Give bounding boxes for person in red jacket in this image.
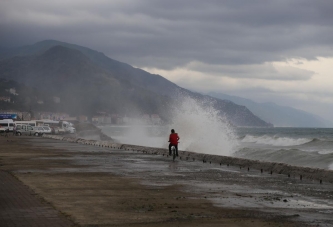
[168,129,180,156]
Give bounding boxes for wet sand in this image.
[1,135,332,226]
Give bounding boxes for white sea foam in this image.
[241,135,311,146]
[318,150,333,155]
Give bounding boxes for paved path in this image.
[0,170,73,227]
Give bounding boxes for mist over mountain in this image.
[0,40,272,127]
[0,40,177,97]
[0,78,61,115]
[208,92,332,127]
[0,45,170,119]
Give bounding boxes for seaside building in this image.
[0,111,31,120]
[92,116,99,124]
[77,115,88,122]
[0,96,11,102]
[37,112,69,121]
[123,116,136,124]
[111,114,123,124]
[9,88,18,95]
[4,88,18,96]
[98,117,104,123]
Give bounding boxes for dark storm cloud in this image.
[1,0,333,70]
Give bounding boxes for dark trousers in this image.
[169,144,178,156]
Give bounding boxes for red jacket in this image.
[169,133,179,145]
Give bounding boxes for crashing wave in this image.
[241,135,312,146]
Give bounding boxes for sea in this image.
[99,125,333,171]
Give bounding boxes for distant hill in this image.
[0,45,171,119]
[0,40,177,96]
[208,92,332,127]
[0,40,272,127]
[0,78,58,114]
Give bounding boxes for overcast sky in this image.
[1,0,333,122]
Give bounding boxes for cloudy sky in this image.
[1,0,333,121]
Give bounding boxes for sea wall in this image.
[42,134,333,183]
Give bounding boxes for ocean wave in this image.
[234,147,333,170]
[297,138,333,154]
[241,135,312,146]
[302,138,323,145]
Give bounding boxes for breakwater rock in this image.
[74,122,114,141]
[42,134,333,183]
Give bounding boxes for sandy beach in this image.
[1,135,332,226]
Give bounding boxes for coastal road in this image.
[1,136,333,226]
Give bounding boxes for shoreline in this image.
[45,134,333,183]
[1,135,332,226]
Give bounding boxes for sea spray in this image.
[242,135,312,146]
[108,96,238,155]
[102,124,333,170]
[170,96,237,156]
[113,122,167,148]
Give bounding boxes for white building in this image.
[0,97,10,102]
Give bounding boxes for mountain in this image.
[0,40,272,127]
[0,78,58,114]
[0,45,171,119]
[208,92,332,127]
[0,40,177,96]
